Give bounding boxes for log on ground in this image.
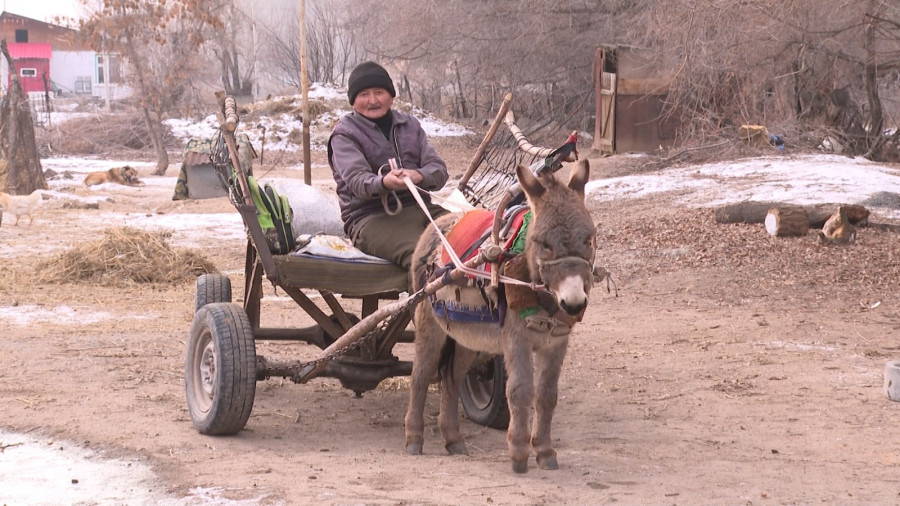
[765,206,809,237]
[716,201,869,228]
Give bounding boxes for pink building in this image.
[6,42,51,94]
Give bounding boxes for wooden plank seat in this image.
[272,253,408,296]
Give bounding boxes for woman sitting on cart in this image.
[327,61,450,270]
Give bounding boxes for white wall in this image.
[49,51,94,95]
[50,50,132,99]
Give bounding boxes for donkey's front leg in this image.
[531,338,569,470]
[405,305,447,455]
[504,332,535,473]
[440,344,477,455]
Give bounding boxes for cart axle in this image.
[257,355,413,395]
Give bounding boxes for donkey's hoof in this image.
[511,459,529,474]
[536,453,559,470]
[445,442,468,455]
[406,443,423,455]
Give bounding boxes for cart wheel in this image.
[195,274,232,313]
[185,303,256,435]
[460,354,510,429]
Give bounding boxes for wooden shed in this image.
[592,45,678,154]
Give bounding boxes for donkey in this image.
[405,159,596,473]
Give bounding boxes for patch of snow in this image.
[0,430,273,505]
[162,83,471,153]
[586,154,900,218]
[0,304,157,326]
[42,158,158,175]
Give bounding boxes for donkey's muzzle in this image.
[559,298,587,316]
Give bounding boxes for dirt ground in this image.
[1,140,899,505]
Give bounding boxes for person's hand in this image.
[382,168,422,190]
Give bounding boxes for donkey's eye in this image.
[539,240,553,253]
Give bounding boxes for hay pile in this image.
[36,227,216,286]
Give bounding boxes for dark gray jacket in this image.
[327,109,449,238]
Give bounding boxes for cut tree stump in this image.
[765,206,809,237]
[818,206,856,244]
[806,204,868,228]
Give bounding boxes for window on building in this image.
[20,68,37,77]
[96,55,123,85]
[15,29,27,43]
[75,76,91,94]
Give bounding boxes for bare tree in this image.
[344,0,641,137]
[79,0,222,175]
[210,0,256,97]
[632,0,900,158]
[256,0,359,91]
[0,39,45,194]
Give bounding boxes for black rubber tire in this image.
[185,303,256,435]
[460,354,510,429]
[194,274,232,314]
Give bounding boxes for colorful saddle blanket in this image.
[440,207,531,270]
[432,207,531,323]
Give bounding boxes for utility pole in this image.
[249,0,258,101]
[298,0,311,185]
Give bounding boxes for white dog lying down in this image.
[0,190,43,226]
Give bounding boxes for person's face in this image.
[353,87,393,120]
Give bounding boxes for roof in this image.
[7,42,52,60]
[0,11,77,32]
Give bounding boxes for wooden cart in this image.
[183,95,531,436]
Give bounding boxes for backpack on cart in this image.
[247,176,295,254]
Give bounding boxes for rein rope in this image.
[379,159,403,216]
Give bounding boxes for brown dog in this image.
[83,166,145,187]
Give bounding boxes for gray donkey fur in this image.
[405,159,596,473]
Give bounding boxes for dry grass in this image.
[34,227,216,286]
[38,111,178,157]
[243,97,329,123]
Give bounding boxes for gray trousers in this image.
[353,201,449,270]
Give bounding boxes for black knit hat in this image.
[347,61,396,105]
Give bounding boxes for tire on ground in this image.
[194,273,232,314]
[185,302,256,435]
[460,354,510,429]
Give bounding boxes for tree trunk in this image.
[864,7,883,146]
[0,39,46,194]
[765,206,809,237]
[123,33,168,175]
[143,105,169,175]
[453,60,469,118]
[716,201,869,228]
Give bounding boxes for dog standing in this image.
[0,190,44,226]
[83,165,145,187]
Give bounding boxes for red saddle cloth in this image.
[441,209,494,266]
[440,208,529,270]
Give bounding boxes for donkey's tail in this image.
[437,338,457,384]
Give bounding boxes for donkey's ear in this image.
[567,159,589,197]
[516,164,546,201]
